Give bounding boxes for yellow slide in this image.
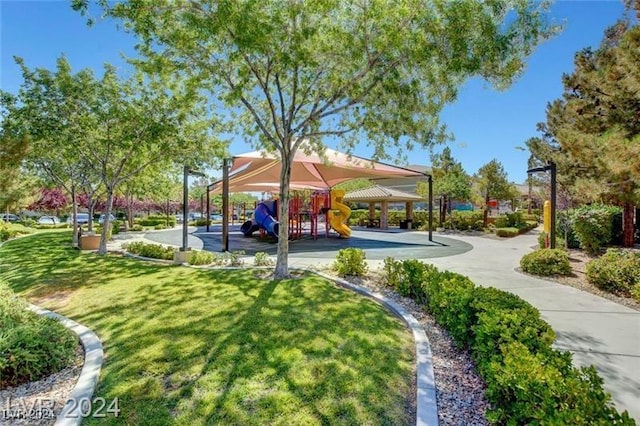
[329,189,351,238]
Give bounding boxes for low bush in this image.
[520,249,572,276]
[496,227,520,238]
[571,204,622,255]
[124,241,174,260]
[0,282,76,387]
[520,213,539,223]
[131,224,144,232]
[154,224,167,230]
[188,250,215,266]
[138,215,176,227]
[333,248,368,277]
[382,258,432,304]
[193,219,211,226]
[111,220,122,235]
[0,222,34,241]
[226,250,246,267]
[447,210,484,231]
[379,257,632,424]
[586,249,640,293]
[495,216,509,228]
[254,252,274,266]
[537,231,566,249]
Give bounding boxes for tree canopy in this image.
[3,56,225,251]
[474,159,517,226]
[428,147,471,222]
[532,15,640,246]
[75,0,556,277]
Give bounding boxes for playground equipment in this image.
[241,200,279,238]
[328,189,351,238]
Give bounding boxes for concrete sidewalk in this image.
[142,226,640,420]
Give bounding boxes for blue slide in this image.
[240,200,279,238]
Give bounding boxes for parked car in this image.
[67,213,91,225]
[175,214,184,224]
[98,213,116,224]
[1,213,20,222]
[210,214,223,221]
[37,215,60,225]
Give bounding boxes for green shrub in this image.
[484,342,633,425]
[0,282,76,387]
[111,220,122,235]
[194,219,211,226]
[131,224,144,232]
[506,211,523,227]
[254,252,274,266]
[379,256,632,424]
[537,231,565,249]
[154,224,167,230]
[520,249,572,276]
[188,250,215,265]
[520,213,539,223]
[496,227,520,237]
[558,210,580,249]
[382,259,432,304]
[586,249,640,293]
[226,250,245,267]
[0,222,34,241]
[138,215,176,227]
[448,210,484,231]
[495,216,509,228]
[424,270,476,347]
[471,287,555,375]
[333,248,368,277]
[571,204,622,255]
[124,241,174,260]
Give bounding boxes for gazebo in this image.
[344,185,425,230]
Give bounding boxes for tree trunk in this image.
[98,190,114,255]
[87,199,96,234]
[440,195,447,224]
[71,186,79,248]
[483,193,490,227]
[274,154,292,279]
[622,202,635,248]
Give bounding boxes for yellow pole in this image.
[543,200,551,247]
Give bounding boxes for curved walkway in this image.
[142,226,640,420]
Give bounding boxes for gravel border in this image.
[28,305,104,426]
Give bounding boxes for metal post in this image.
[550,161,557,249]
[206,186,210,232]
[181,165,189,251]
[428,174,433,242]
[200,194,204,218]
[222,158,230,252]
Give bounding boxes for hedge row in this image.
[0,281,77,387]
[381,258,634,424]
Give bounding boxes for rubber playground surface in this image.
[191,224,473,260]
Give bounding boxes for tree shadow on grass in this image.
[0,232,174,297]
[76,269,414,424]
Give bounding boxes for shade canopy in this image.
[344,185,425,202]
[211,146,423,194]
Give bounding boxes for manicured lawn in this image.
[0,233,414,425]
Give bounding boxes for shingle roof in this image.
[344,185,425,202]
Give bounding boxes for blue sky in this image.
[0,0,629,183]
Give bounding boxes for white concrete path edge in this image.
[28,305,104,426]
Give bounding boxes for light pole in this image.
[527,161,556,249]
[181,165,206,252]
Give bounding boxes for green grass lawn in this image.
[0,232,414,425]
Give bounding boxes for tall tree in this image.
[0,125,31,212]
[429,147,471,223]
[1,57,96,247]
[474,159,516,226]
[76,0,556,277]
[542,18,640,247]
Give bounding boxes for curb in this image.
[314,271,439,426]
[28,305,104,426]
